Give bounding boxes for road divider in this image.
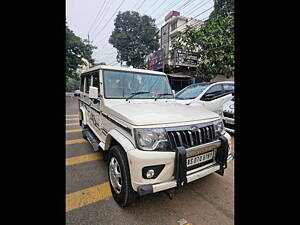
[66,182,112,212]
[66,138,87,145]
[66,129,82,134]
[66,153,102,166]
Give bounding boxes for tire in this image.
[108,145,138,207]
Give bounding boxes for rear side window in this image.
[80,76,85,92]
[223,83,234,94]
[85,74,91,93]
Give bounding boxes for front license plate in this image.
[186,151,214,167]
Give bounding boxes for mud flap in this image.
[215,136,229,176]
[175,146,187,188]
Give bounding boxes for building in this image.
[147,11,204,91]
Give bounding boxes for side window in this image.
[85,74,91,93]
[92,71,100,97]
[206,84,223,96]
[223,83,234,94]
[92,72,99,88]
[80,76,85,92]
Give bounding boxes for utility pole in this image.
[88,33,90,68]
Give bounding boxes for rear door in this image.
[89,70,104,141]
[199,84,226,115]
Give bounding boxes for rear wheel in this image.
[108,145,138,207]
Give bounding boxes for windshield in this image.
[175,84,209,100]
[103,70,172,99]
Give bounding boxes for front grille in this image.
[167,124,215,149]
[223,111,234,118]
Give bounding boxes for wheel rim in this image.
[109,157,122,194]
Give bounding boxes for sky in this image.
[66,0,214,66]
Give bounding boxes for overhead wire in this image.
[88,0,108,35]
[136,0,147,11]
[90,0,113,37]
[92,0,126,43]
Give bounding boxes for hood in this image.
[175,99,195,105]
[106,102,219,126]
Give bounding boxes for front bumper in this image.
[137,152,234,196]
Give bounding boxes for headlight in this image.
[213,119,226,137]
[134,128,170,151]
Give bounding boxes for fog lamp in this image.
[146,169,155,178]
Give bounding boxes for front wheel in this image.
[108,145,138,207]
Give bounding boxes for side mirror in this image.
[202,93,214,101]
[89,86,98,99]
[232,92,235,96]
[172,90,176,95]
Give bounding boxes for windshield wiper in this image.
[126,91,150,101]
[154,93,173,101]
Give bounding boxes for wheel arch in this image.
[104,129,135,153]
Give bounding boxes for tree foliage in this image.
[66,25,97,81]
[172,14,234,79]
[209,0,234,19]
[109,11,159,68]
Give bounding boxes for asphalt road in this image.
[66,96,234,225]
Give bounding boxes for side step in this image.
[83,128,100,152]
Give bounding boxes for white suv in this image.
[175,81,234,116]
[78,65,234,207]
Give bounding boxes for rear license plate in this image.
[186,151,214,167]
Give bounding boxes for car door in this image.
[222,83,234,103]
[199,84,226,114]
[89,71,104,140]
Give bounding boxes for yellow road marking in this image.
[66,182,112,212]
[66,123,79,126]
[66,117,79,121]
[66,153,102,166]
[66,114,78,117]
[66,138,87,145]
[66,129,82,134]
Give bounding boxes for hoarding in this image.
[147,48,165,70]
[174,50,198,67]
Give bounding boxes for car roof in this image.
[186,81,234,87]
[80,65,167,76]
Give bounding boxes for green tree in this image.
[109,11,159,68]
[66,78,80,92]
[66,25,97,81]
[172,15,234,79]
[209,0,234,19]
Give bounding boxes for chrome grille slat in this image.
[188,131,194,146]
[198,129,202,144]
[176,132,183,146]
[170,132,177,147]
[182,131,188,147]
[206,127,210,141]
